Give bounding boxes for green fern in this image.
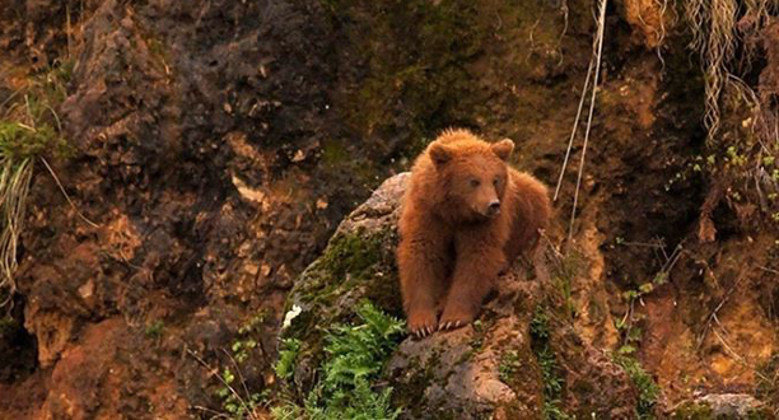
[274,300,405,419]
[613,354,659,419]
[275,338,302,380]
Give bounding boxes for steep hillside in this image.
[0,0,777,418]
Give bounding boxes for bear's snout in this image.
[486,200,501,216]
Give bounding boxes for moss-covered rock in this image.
[670,394,771,419]
[278,173,409,395]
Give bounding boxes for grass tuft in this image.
[0,60,74,310]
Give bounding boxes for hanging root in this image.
[0,158,32,308]
[685,0,779,146]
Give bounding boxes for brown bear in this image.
[397,128,551,337]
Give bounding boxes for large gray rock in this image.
[670,393,771,419]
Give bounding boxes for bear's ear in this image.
[491,138,515,161]
[429,143,453,167]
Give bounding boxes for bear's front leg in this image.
[397,216,451,338]
[439,230,506,331]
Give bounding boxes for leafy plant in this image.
[194,311,271,419]
[614,243,679,357]
[530,307,570,420]
[613,354,660,418]
[214,367,266,418]
[275,337,301,381]
[273,301,405,420]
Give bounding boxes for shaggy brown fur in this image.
[397,128,551,337]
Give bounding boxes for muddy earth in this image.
[1,0,778,418]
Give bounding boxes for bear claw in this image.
[412,326,435,338]
[438,319,465,331]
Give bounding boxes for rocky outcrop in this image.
[280,173,639,418]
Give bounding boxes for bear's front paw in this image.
[438,309,476,332]
[408,309,438,338]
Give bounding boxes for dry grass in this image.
[0,61,75,310]
[0,156,32,308]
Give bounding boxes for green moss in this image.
[292,232,379,306]
[613,354,660,419]
[670,401,713,419]
[278,226,403,408]
[389,348,443,419]
[499,350,521,384]
[320,139,350,167]
[319,231,385,282]
[289,227,399,319]
[317,138,383,192]
[144,320,164,339]
[530,306,570,420]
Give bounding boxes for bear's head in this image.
[427,136,514,222]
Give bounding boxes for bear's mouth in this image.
[473,209,499,220]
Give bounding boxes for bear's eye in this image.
[469,178,480,188]
[493,177,500,187]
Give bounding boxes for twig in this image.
[758,266,779,275]
[186,349,255,420]
[619,240,665,249]
[192,405,231,419]
[657,243,683,276]
[697,275,743,351]
[39,157,99,228]
[221,348,257,420]
[0,89,22,113]
[66,3,72,59]
[711,327,744,363]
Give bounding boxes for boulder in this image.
[279,172,639,418]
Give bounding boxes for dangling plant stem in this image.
[558,0,608,242]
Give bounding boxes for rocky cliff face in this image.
[0,0,778,418]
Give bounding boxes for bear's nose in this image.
[487,200,501,215]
